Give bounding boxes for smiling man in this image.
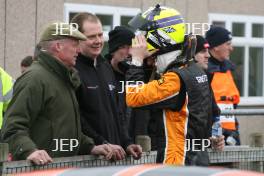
[71,13,142,160]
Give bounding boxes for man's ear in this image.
[54,41,63,52]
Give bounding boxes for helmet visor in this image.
[128,13,153,31]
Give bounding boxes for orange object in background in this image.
[211,70,240,130]
[211,70,240,105]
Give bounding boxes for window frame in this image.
[64,3,140,40]
[209,13,264,106]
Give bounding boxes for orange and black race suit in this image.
[126,62,212,166]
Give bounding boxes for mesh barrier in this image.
[1,151,157,175]
[1,110,263,175]
[2,148,264,174]
[208,146,264,172]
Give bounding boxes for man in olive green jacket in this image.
[1,22,112,165]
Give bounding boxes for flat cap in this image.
[40,22,87,42]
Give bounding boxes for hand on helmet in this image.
[130,35,157,62]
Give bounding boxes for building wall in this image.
[238,115,264,146]
[65,0,141,8]
[208,0,264,15]
[36,0,64,42]
[5,0,36,76]
[0,0,64,79]
[1,0,264,78]
[0,0,5,67]
[0,0,205,78]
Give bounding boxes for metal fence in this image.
[1,109,264,175]
[209,146,264,172]
[221,109,264,116]
[1,152,157,175]
[209,109,264,172]
[2,147,264,174]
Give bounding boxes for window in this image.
[230,47,245,96]
[64,3,140,56]
[252,24,264,38]
[249,47,263,96]
[212,21,226,28]
[69,12,114,31]
[64,3,140,39]
[97,14,113,32]
[121,16,134,27]
[209,14,264,105]
[232,23,245,37]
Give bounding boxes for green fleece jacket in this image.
[1,51,94,160]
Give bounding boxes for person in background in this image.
[0,67,13,140]
[105,26,155,152]
[206,27,241,146]
[194,35,221,119]
[20,56,33,73]
[105,25,135,131]
[20,43,42,74]
[129,56,163,152]
[194,35,225,150]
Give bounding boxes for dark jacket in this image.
[206,70,221,122]
[75,54,131,148]
[113,70,130,126]
[106,55,162,150]
[1,51,94,160]
[208,56,235,73]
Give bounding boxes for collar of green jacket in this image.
[38,51,81,89]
